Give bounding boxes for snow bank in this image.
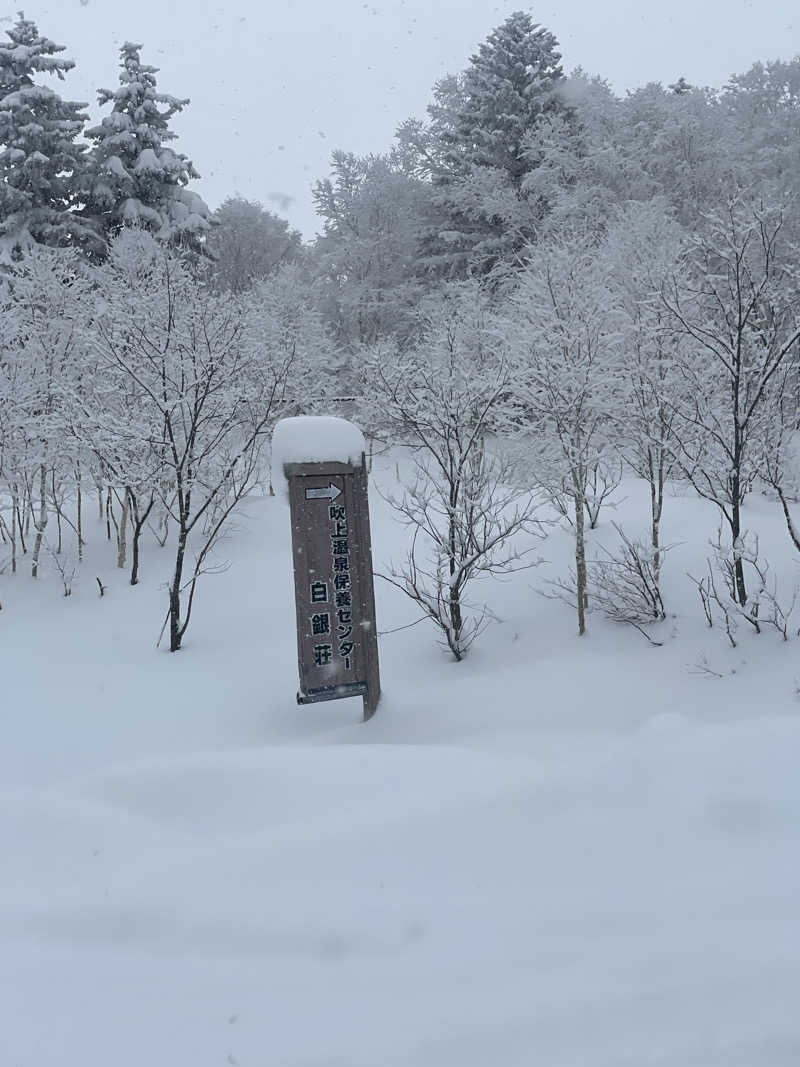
[271,416,365,487]
[5,466,800,1066]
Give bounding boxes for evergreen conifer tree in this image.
[0,14,98,260]
[445,11,566,182]
[83,43,210,249]
[424,12,571,276]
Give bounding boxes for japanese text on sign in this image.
[310,502,356,672]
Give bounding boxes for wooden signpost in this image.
[285,456,380,721]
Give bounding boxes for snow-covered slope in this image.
[2,455,799,1066]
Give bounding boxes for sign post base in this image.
[363,688,379,722]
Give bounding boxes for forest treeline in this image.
[3,11,800,657]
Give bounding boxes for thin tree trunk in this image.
[649,444,665,586]
[154,509,169,547]
[169,526,188,651]
[117,490,130,569]
[105,486,113,542]
[447,486,464,659]
[129,489,155,586]
[169,457,192,650]
[448,583,464,661]
[14,485,26,557]
[77,480,83,564]
[731,469,747,606]
[731,368,747,605]
[574,484,587,636]
[31,464,48,579]
[25,475,34,536]
[10,486,18,574]
[52,469,63,554]
[776,483,800,553]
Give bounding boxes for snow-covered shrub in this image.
[689,529,799,647]
[588,523,668,644]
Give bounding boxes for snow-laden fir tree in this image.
[443,11,566,181]
[418,11,571,276]
[83,43,210,250]
[0,14,98,260]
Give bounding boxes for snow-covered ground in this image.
[3,453,800,1066]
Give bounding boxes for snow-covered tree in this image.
[603,201,685,591]
[68,242,167,584]
[442,12,567,181]
[247,262,339,456]
[615,82,733,228]
[520,72,733,239]
[370,283,540,659]
[721,58,800,200]
[505,229,621,635]
[83,43,209,250]
[312,150,429,349]
[207,197,302,293]
[0,279,24,572]
[419,12,572,275]
[93,232,296,650]
[0,247,92,576]
[663,196,800,606]
[0,14,98,260]
[395,74,468,183]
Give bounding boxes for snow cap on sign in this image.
[271,415,365,489]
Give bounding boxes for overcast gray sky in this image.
[6,0,798,237]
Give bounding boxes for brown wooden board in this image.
[285,457,380,721]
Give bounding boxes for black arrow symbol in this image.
[304,483,342,502]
